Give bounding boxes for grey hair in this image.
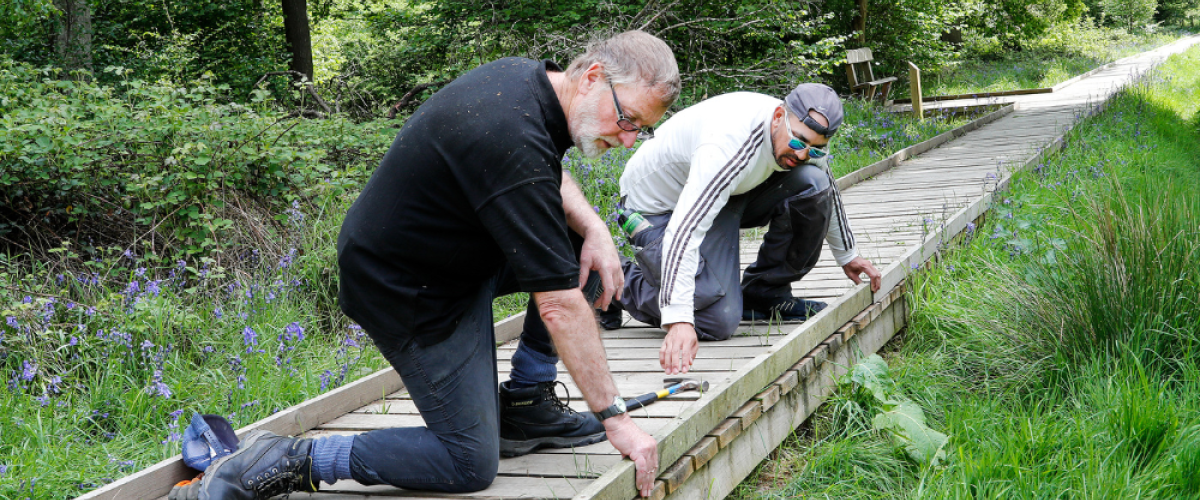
[565,30,681,107]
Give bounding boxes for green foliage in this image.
[0,59,393,254]
[1,0,287,93]
[319,0,848,111]
[849,355,950,467]
[1102,0,1161,29]
[824,0,967,81]
[963,0,1080,50]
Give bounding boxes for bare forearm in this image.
[561,172,608,237]
[534,289,621,411]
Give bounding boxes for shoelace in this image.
[542,381,578,414]
[254,470,304,497]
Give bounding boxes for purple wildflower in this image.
[69,336,78,346]
[135,267,146,277]
[213,307,223,320]
[5,317,16,329]
[0,463,7,477]
[284,322,304,342]
[145,370,172,398]
[20,361,36,381]
[242,327,258,347]
[319,370,333,391]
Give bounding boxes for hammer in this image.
[625,377,710,412]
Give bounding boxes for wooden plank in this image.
[659,458,694,494]
[683,437,719,470]
[355,400,698,420]
[755,385,781,412]
[709,419,742,448]
[318,476,592,498]
[732,401,763,429]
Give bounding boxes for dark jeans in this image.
[619,164,834,341]
[347,245,575,491]
[349,274,503,492]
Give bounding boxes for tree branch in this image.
[387,80,450,119]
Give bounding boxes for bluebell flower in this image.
[243,327,258,347]
[20,361,36,381]
[5,317,16,329]
[145,370,172,398]
[284,322,305,342]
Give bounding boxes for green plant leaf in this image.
[872,398,949,467]
[850,354,892,402]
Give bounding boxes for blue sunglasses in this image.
[783,107,828,159]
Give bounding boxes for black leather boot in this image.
[169,431,318,500]
[499,381,607,457]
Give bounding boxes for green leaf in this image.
[850,354,892,403]
[873,398,950,467]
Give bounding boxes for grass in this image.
[0,83,982,497]
[907,23,1189,98]
[733,44,1200,500]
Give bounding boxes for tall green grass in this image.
[735,44,1200,500]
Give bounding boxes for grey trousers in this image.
[617,164,834,341]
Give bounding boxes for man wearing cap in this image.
[599,84,882,375]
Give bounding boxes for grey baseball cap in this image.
[784,83,843,138]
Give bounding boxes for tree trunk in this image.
[855,0,867,45]
[53,0,93,75]
[281,0,314,81]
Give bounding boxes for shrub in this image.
[0,59,394,255]
[1102,0,1161,29]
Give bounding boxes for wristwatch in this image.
[596,395,627,421]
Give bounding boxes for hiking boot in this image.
[168,430,318,500]
[742,296,827,321]
[597,302,623,330]
[499,381,606,457]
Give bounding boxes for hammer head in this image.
[664,377,710,392]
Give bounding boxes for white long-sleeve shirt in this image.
[620,92,859,326]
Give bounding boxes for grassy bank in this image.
[909,23,1189,98]
[733,44,1200,499]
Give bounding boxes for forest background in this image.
[1,0,1198,496]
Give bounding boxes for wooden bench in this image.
[845,48,897,105]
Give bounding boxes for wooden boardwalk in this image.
[81,35,1200,500]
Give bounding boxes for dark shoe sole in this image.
[500,431,607,457]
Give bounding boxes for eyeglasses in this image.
[783,107,828,159]
[608,80,655,141]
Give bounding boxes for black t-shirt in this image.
[337,58,579,346]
